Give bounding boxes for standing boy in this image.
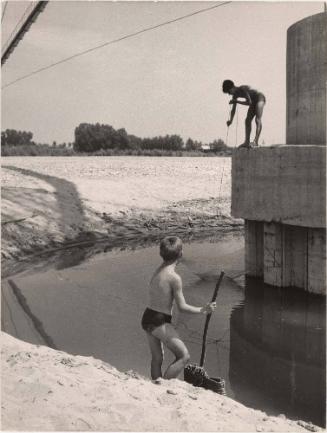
[222,79,266,148]
[141,236,216,380]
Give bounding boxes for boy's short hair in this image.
[160,236,183,261]
[222,79,234,93]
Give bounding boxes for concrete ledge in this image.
[231,145,326,228]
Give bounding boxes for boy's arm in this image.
[227,102,237,126]
[171,276,215,314]
[230,87,252,106]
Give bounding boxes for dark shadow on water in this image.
[229,277,326,427]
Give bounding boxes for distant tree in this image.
[209,139,227,152]
[140,134,184,151]
[128,134,142,149]
[185,138,202,151]
[163,134,184,151]
[1,129,34,146]
[73,123,185,154]
[74,123,129,152]
[185,138,195,151]
[115,128,130,149]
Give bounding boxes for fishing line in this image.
[225,104,232,146]
[217,105,232,207]
[217,161,225,201]
[235,104,239,146]
[225,125,230,147]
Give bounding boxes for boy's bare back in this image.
[141,236,217,380]
[148,265,180,315]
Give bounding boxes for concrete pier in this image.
[232,146,326,228]
[232,146,326,295]
[231,12,326,295]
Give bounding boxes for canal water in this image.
[2,232,325,427]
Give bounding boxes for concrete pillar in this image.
[261,225,326,293]
[245,220,264,277]
[286,12,327,145]
[263,222,284,287]
[308,228,326,295]
[283,226,308,289]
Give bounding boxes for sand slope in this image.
[1,332,319,432]
[1,157,321,432]
[1,157,241,264]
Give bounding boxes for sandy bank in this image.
[1,157,242,273]
[1,332,320,432]
[1,157,323,432]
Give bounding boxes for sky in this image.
[1,0,324,146]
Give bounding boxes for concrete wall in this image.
[263,222,284,287]
[244,220,326,295]
[232,145,326,228]
[308,228,327,293]
[286,12,327,145]
[245,220,264,277]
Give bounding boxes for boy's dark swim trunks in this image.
[141,308,172,333]
[256,93,266,104]
[234,85,266,105]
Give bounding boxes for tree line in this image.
[1,123,230,155]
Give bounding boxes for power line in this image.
[1,1,8,23]
[2,1,48,65]
[2,1,231,90]
[2,2,35,51]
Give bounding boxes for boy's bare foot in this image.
[152,378,165,385]
[238,142,252,149]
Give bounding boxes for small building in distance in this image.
[201,144,211,153]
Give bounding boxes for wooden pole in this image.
[199,271,224,367]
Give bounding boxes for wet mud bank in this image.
[2,206,243,279]
[1,156,239,267]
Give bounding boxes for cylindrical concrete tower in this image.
[286,12,327,145]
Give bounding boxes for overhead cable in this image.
[2,2,35,51]
[1,1,8,23]
[2,1,231,90]
[2,2,47,66]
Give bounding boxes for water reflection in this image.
[2,238,325,428]
[229,277,326,427]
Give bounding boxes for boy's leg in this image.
[151,323,190,380]
[254,101,265,145]
[245,106,255,145]
[239,106,255,147]
[146,333,164,380]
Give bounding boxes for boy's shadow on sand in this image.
[2,165,97,271]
